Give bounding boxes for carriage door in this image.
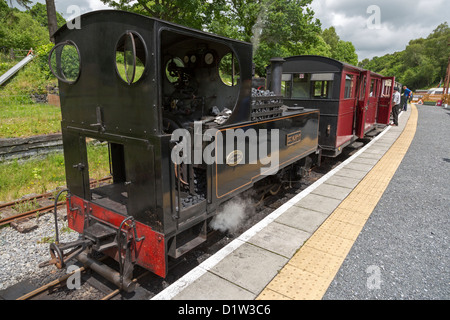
[377,77,395,125]
[356,71,370,138]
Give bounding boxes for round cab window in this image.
[115,31,147,85]
[49,41,81,84]
[219,53,240,87]
[166,57,185,83]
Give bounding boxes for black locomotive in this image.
[42,10,320,291]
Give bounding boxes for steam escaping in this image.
[209,197,254,234]
[251,0,271,57]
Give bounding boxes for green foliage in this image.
[316,26,358,65]
[360,23,450,90]
[35,42,55,79]
[204,0,323,76]
[0,2,59,97]
[0,9,49,50]
[100,0,207,30]
[28,2,65,29]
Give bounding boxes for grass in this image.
[0,103,62,138]
[0,143,111,203]
[0,87,110,203]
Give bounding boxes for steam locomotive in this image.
[41,10,321,291]
[41,10,394,292]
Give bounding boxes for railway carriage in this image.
[268,55,395,157]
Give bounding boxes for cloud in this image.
[28,0,110,20]
[310,0,450,61]
[56,0,111,19]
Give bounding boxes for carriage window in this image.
[369,79,376,97]
[312,81,332,99]
[219,53,240,86]
[311,73,333,99]
[291,73,310,98]
[344,74,354,98]
[115,31,147,84]
[49,41,81,84]
[381,79,392,96]
[281,73,292,98]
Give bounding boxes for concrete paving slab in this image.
[333,167,369,180]
[343,161,375,172]
[275,206,329,233]
[293,193,342,215]
[173,270,255,300]
[247,222,310,258]
[376,137,399,145]
[363,147,390,155]
[312,183,352,201]
[351,156,379,166]
[208,243,288,294]
[356,152,384,160]
[372,141,395,148]
[324,175,361,189]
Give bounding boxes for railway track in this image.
[0,176,112,227]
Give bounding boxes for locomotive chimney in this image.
[269,57,285,95]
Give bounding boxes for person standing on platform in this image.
[402,85,412,111]
[391,87,401,126]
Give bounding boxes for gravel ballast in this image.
[0,208,78,291]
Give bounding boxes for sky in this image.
[310,0,450,60]
[21,0,450,62]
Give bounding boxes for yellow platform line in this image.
[257,105,418,300]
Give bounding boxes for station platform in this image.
[152,104,450,300]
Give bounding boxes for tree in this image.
[322,26,339,51]
[29,2,65,29]
[0,8,50,51]
[45,0,57,43]
[321,26,358,65]
[205,0,322,75]
[334,41,358,66]
[99,0,207,30]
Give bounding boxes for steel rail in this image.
[0,201,64,226]
[16,265,88,300]
[0,176,112,226]
[16,255,109,300]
